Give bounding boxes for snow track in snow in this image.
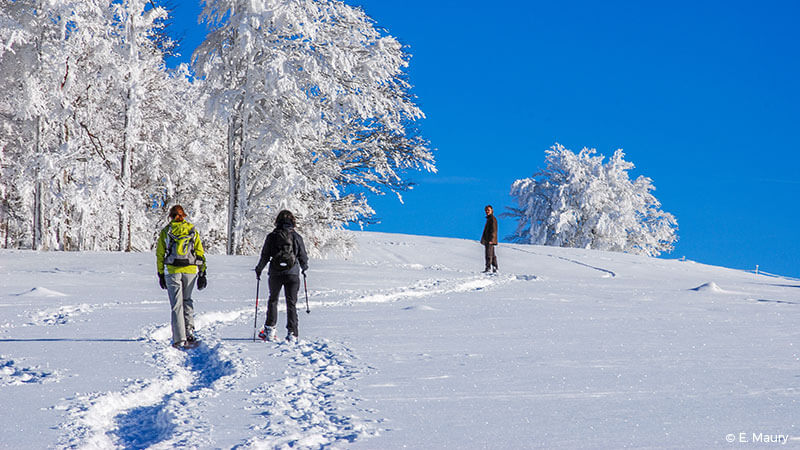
[57,307,376,449]
[314,272,527,307]
[60,312,247,449]
[27,303,96,326]
[241,339,379,449]
[59,344,194,449]
[112,340,240,449]
[508,245,617,278]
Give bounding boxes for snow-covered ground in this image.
[1,232,798,448]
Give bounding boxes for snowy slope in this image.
[0,232,798,449]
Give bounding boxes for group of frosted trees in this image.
[0,0,434,255]
[1,1,677,258]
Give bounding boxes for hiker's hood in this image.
[169,220,195,236]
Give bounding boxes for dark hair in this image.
[275,210,296,227]
[485,205,493,210]
[169,205,186,219]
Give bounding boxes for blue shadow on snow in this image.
[113,342,235,448]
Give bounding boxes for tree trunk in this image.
[226,114,243,255]
[32,116,44,250]
[120,84,133,252]
[119,1,138,252]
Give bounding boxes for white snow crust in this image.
[0,232,798,448]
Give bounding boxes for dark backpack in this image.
[272,228,296,270]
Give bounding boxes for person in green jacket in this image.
[156,205,207,348]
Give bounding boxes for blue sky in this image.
[166,1,800,278]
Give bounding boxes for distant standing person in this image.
[156,205,208,349]
[481,205,498,273]
[255,210,309,343]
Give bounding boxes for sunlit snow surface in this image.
[0,232,798,448]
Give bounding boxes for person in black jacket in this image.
[254,210,309,342]
[480,205,498,273]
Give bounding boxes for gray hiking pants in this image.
[166,272,196,344]
[484,244,498,271]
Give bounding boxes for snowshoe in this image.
[171,340,200,350]
[258,326,277,342]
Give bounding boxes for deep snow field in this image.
[0,231,798,449]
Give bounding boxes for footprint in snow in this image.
[243,339,379,448]
[515,274,538,281]
[27,303,95,326]
[0,356,58,386]
[60,334,242,449]
[113,341,237,448]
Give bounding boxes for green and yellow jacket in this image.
[156,220,207,275]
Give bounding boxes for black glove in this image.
[255,267,262,280]
[197,271,207,290]
[158,273,167,290]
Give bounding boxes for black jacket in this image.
[255,223,309,276]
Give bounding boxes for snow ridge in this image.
[14,287,69,297]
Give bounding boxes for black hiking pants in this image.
[266,273,300,337]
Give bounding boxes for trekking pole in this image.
[303,273,310,314]
[253,278,261,341]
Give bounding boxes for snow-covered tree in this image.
[507,143,678,257]
[194,0,434,255]
[0,118,31,248]
[0,0,83,250]
[2,0,433,254]
[142,71,229,253]
[108,0,197,251]
[89,0,226,252]
[1,0,218,251]
[49,0,129,251]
